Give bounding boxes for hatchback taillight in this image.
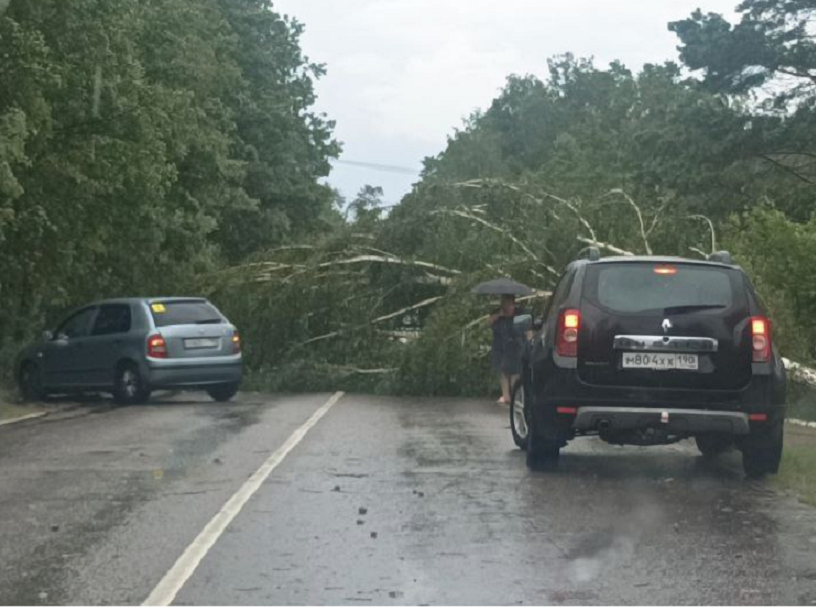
[232,332,241,354]
[147,334,168,359]
[556,309,581,358]
[751,317,771,363]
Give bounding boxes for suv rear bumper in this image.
[529,359,786,423]
[573,406,750,435]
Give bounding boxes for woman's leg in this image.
[500,374,511,404]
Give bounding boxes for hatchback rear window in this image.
[586,263,739,315]
[150,301,224,327]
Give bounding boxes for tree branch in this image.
[775,67,816,86]
[647,202,669,237]
[338,367,398,375]
[294,295,446,348]
[434,208,559,276]
[687,215,718,254]
[318,255,461,276]
[297,331,341,347]
[542,191,598,242]
[452,179,596,242]
[577,237,634,257]
[760,154,816,185]
[603,189,652,255]
[371,296,444,324]
[783,358,816,389]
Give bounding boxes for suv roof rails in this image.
[581,246,601,262]
[707,251,733,265]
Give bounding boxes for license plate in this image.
[622,352,699,371]
[184,338,219,349]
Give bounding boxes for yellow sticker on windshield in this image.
[151,303,166,314]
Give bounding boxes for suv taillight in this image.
[232,332,241,354]
[556,309,581,358]
[147,334,168,359]
[751,317,771,363]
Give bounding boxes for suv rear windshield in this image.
[585,263,739,315]
[150,300,224,327]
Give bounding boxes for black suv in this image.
[510,250,786,477]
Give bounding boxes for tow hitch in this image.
[600,426,688,447]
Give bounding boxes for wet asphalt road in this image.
[2,393,816,605]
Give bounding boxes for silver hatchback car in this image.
[15,297,242,404]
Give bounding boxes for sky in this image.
[272,0,739,208]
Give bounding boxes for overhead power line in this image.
[333,159,421,176]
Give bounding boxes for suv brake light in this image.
[654,266,677,276]
[147,334,168,359]
[751,317,771,363]
[557,309,581,358]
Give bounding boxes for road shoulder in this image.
[775,423,816,507]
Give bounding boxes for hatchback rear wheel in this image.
[19,362,45,402]
[207,383,239,403]
[113,363,151,405]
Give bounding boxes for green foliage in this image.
[4,0,816,398]
[348,185,385,231]
[392,290,496,397]
[209,47,816,395]
[725,207,816,363]
[0,0,338,383]
[206,226,439,386]
[671,1,816,222]
[670,1,816,100]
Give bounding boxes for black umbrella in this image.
[472,277,533,296]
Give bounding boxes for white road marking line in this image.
[142,391,345,607]
[0,412,47,426]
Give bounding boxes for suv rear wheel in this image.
[510,380,529,450]
[526,408,562,471]
[695,433,733,458]
[527,434,561,470]
[741,423,783,478]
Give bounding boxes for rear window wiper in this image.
[195,318,223,325]
[663,304,727,315]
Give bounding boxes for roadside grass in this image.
[788,380,816,422]
[0,386,45,425]
[774,425,816,507]
[0,403,44,424]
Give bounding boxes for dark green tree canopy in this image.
[670,1,816,102]
[0,0,339,367]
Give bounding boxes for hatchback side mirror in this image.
[42,330,54,342]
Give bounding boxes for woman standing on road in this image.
[489,294,525,405]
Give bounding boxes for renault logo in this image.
[662,319,673,335]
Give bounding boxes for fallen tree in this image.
[784,359,816,389]
[205,182,747,395]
